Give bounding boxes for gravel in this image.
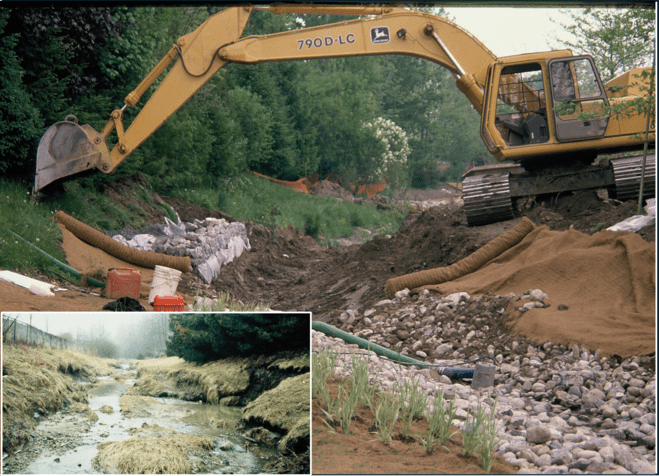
[312,289,656,474]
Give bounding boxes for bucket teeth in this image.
[34,120,102,192]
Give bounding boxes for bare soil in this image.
[0,179,653,319]
[1,176,654,474]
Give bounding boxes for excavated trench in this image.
[14,362,278,474]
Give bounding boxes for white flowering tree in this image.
[361,117,411,191]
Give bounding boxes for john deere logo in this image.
[370,27,390,44]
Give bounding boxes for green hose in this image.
[7,229,106,288]
[312,320,474,378]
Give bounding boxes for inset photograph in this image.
[2,312,310,474]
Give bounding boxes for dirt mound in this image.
[161,196,236,224]
[308,180,354,201]
[192,203,513,319]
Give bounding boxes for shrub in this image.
[166,313,309,364]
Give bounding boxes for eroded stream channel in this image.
[8,362,279,474]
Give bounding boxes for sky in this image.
[2,313,156,341]
[443,6,577,57]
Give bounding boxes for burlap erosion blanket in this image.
[412,226,655,358]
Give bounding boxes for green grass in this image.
[0,172,410,276]
[0,180,66,273]
[312,355,505,472]
[172,174,411,245]
[0,177,176,274]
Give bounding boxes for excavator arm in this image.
[35,4,497,192]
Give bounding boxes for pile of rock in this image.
[109,217,250,284]
[313,289,656,474]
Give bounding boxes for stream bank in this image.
[3,346,310,474]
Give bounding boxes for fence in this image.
[2,316,80,350]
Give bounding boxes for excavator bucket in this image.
[34,116,107,193]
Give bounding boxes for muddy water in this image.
[23,363,278,474]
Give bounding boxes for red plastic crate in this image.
[153,295,185,312]
[106,268,141,299]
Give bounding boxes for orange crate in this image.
[153,295,184,312]
[106,268,141,299]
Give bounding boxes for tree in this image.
[293,64,381,183]
[0,9,43,178]
[166,314,309,364]
[554,7,655,82]
[91,337,119,358]
[361,118,410,190]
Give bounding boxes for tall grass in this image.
[173,174,411,244]
[312,350,339,407]
[0,177,175,274]
[373,391,400,444]
[0,179,66,271]
[395,377,428,438]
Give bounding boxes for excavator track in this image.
[611,155,656,201]
[462,154,655,227]
[462,172,515,227]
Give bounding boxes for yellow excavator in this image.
[34,4,655,226]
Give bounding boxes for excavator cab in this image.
[483,53,613,161]
[494,63,550,146]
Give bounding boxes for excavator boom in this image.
[34,4,494,192]
[34,4,654,228]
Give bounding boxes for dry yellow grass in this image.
[169,360,251,404]
[130,356,250,404]
[270,353,310,373]
[134,356,185,375]
[242,373,310,454]
[69,402,99,421]
[93,433,214,474]
[128,422,176,438]
[2,343,117,453]
[127,374,168,397]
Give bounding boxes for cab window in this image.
[495,64,549,146]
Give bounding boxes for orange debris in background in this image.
[252,172,309,194]
[357,183,386,197]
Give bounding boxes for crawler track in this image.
[611,155,656,201]
[462,172,514,227]
[463,154,656,227]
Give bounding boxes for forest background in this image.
[0,5,655,194]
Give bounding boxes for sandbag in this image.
[57,211,190,273]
